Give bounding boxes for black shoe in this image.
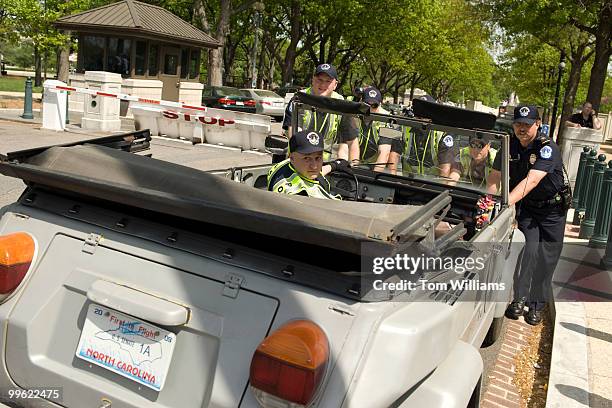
[525,308,543,326]
[505,298,526,319]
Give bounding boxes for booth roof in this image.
[54,0,220,48]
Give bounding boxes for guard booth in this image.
[54,0,220,101]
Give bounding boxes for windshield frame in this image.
[291,97,509,205]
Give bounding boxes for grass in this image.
[0,75,43,93]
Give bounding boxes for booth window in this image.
[148,44,159,76]
[82,36,105,71]
[135,41,147,76]
[189,50,200,79]
[107,38,132,77]
[180,48,189,79]
[164,53,178,75]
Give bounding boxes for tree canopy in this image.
[0,0,609,112]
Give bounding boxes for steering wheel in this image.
[329,169,360,201]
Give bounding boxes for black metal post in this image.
[590,161,612,248]
[550,52,565,142]
[580,154,607,239]
[21,77,34,120]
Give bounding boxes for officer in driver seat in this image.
[267,130,349,200]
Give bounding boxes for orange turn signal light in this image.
[0,232,35,295]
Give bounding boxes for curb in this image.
[545,301,590,407]
[0,110,42,125]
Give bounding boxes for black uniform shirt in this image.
[493,134,564,201]
[569,112,594,128]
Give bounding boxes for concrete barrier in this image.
[41,79,67,131]
[131,104,271,149]
[561,127,604,188]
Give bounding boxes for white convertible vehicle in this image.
[0,97,523,408]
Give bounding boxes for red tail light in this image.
[0,232,35,296]
[245,99,256,107]
[218,98,235,105]
[261,101,272,106]
[250,320,329,406]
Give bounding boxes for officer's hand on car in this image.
[327,159,353,174]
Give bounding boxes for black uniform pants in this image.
[515,204,566,310]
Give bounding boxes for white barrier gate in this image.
[42,83,271,149]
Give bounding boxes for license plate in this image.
[75,304,176,391]
[235,101,244,106]
[274,102,283,107]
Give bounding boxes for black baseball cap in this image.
[290,130,324,154]
[419,94,436,103]
[513,104,539,125]
[363,86,382,105]
[314,63,338,80]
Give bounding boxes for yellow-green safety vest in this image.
[300,87,344,160]
[267,159,340,200]
[401,127,446,175]
[459,147,497,186]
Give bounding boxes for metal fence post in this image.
[572,146,591,213]
[601,214,612,270]
[21,77,34,120]
[65,91,70,125]
[574,150,598,226]
[580,154,607,239]
[591,161,612,247]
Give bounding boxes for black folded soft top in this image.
[0,144,440,254]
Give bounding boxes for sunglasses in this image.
[469,141,486,149]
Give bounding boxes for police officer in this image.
[267,129,348,200]
[340,86,403,173]
[400,127,456,177]
[450,136,497,187]
[282,63,358,161]
[487,104,568,325]
[398,96,457,177]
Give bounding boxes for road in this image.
[0,120,273,208]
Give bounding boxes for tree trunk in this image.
[585,5,611,111]
[57,31,71,84]
[207,0,232,86]
[34,46,42,86]
[268,56,275,89]
[256,46,265,88]
[281,0,301,86]
[558,43,589,146]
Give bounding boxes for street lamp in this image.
[250,1,265,89]
[550,53,566,141]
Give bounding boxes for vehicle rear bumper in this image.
[258,106,284,116]
[395,340,483,407]
[223,106,257,113]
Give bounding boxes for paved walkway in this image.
[546,208,612,407]
[481,208,611,408]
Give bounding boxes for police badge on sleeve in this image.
[540,146,552,159]
[443,135,454,147]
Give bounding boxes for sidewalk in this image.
[546,209,612,407]
[0,91,42,99]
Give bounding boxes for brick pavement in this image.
[480,217,591,407]
[481,317,535,408]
